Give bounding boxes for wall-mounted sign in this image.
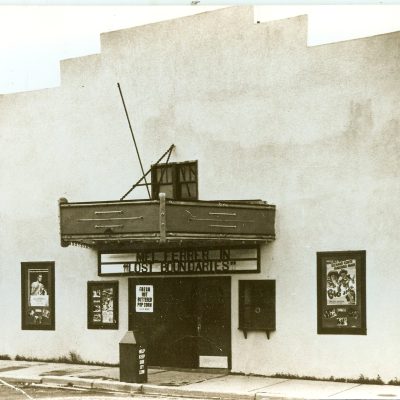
[87,281,119,329]
[317,251,366,335]
[21,262,55,330]
[99,246,260,276]
[136,285,153,312]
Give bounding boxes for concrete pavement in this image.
[0,360,400,399]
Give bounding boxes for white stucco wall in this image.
[1,6,400,381]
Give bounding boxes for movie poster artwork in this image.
[317,251,366,335]
[21,262,55,330]
[101,287,115,323]
[326,259,357,306]
[87,281,118,329]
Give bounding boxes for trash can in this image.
[119,330,147,383]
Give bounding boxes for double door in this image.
[128,277,231,369]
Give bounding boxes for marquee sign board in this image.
[99,246,260,276]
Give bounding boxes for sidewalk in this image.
[0,360,399,399]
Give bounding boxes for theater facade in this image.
[1,6,400,383]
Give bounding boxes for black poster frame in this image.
[87,281,119,330]
[317,250,366,335]
[21,261,55,330]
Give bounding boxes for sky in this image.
[1,5,400,94]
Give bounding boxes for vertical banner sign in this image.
[87,281,119,329]
[21,262,55,330]
[136,285,153,312]
[138,346,146,375]
[317,251,366,335]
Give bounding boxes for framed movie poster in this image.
[87,281,118,329]
[317,251,366,335]
[21,262,55,330]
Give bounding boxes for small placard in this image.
[136,285,153,312]
[199,356,228,369]
[30,295,49,307]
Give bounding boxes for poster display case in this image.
[87,281,119,329]
[238,280,276,339]
[21,262,55,330]
[317,251,366,335]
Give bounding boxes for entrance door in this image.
[128,277,231,369]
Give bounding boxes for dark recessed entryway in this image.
[129,276,231,369]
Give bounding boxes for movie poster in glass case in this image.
[21,262,55,330]
[87,281,118,329]
[317,251,366,335]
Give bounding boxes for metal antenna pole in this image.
[117,82,151,199]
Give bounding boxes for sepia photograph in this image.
[1,2,400,399]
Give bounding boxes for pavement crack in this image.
[249,379,291,392]
[327,383,362,397]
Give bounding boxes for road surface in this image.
[0,381,203,400]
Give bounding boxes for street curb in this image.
[0,375,320,400]
[142,384,256,399]
[255,394,308,400]
[34,376,142,395]
[0,376,43,384]
[92,380,142,393]
[41,376,94,389]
